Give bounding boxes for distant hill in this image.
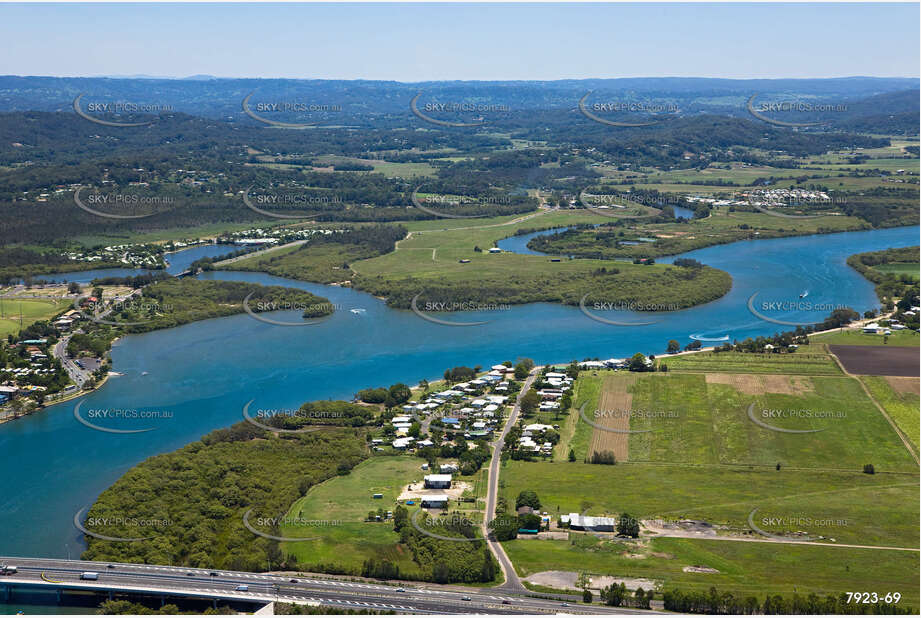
[0,75,916,119]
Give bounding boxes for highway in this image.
[0,557,659,614]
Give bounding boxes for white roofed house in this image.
[392,437,415,449]
[424,474,453,489]
[421,495,449,508]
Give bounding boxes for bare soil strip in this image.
[588,374,636,461]
[886,376,920,396]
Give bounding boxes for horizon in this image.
[2,74,919,82]
[1,3,918,80]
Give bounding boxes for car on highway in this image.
[106,564,116,569]
[290,578,299,583]
[235,585,249,592]
[80,572,98,580]
[461,596,471,601]
[210,571,219,576]
[502,600,511,605]
[396,588,405,592]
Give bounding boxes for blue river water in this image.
[0,225,917,562]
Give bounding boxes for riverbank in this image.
[0,224,916,562]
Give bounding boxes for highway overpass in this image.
[1,556,661,614]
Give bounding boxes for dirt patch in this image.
[762,375,814,395]
[683,566,720,574]
[830,345,920,377]
[886,376,920,395]
[706,373,814,395]
[588,374,636,461]
[536,531,569,540]
[398,480,470,502]
[705,373,762,394]
[525,570,657,592]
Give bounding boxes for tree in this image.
[386,383,412,407]
[568,448,576,462]
[617,512,639,538]
[583,589,593,603]
[518,512,541,531]
[627,353,650,372]
[515,490,541,510]
[393,505,408,531]
[863,463,875,474]
[577,571,591,593]
[519,388,540,416]
[667,339,680,354]
[513,359,533,380]
[488,513,518,541]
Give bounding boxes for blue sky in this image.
[0,3,918,80]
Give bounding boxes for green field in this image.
[281,456,425,575]
[860,376,920,454]
[0,297,69,338]
[500,461,918,548]
[620,373,917,471]
[281,455,489,575]
[504,535,919,606]
[810,330,920,347]
[662,351,842,374]
[872,262,919,280]
[353,210,732,310]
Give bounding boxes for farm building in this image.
[421,495,450,508]
[423,474,452,489]
[568,513,617,532]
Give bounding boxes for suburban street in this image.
[482,366,541,593]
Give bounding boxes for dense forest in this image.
[81,423,369,571]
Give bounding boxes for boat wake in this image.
[690,333,730,342]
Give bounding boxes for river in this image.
[0,225,916,563]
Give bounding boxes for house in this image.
[488,247,502,254]
[424,474,452,489]
[440,463,459,473]
[421,495,449,508]
[392,437,415,449]
[863,323,882,334]
[0,385,18,404]
[568,513,617,532]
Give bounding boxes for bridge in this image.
[0,557,659,614]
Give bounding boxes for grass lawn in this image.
[662,351,842,375]
[0,297,70,338]
[280,455,489,575]
[503,535,919,606]
[872,262,919,280]
[499,461,918,548]
[621,373,917,472]
[281,456,424,576]
[810,329,920,347]
[860,376,920,454]
[353,210,732,310]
